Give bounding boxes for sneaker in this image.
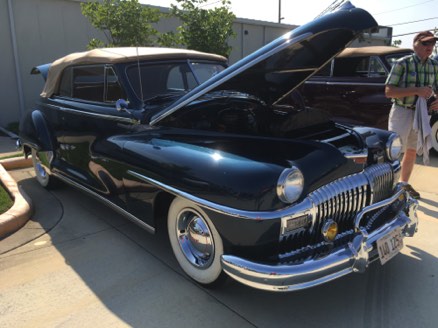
[403,184,421,199]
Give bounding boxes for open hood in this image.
[150,4,378,126]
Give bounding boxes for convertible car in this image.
[20,5,418,292]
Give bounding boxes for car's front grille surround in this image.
[279,163,395,257]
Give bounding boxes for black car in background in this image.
[299,46,414,130]
[19,5,418,292]
[299,46,438,152]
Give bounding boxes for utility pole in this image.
[278,0,281,23]
[278,0,283,23]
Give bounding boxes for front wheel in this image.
[31,148,58,189]
[431,118,438,153]
[167,197,226,287]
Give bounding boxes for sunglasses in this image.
[421,41,436,46]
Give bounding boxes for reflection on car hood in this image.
[150,5,377,126]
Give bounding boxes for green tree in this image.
[81,0,162,48]
[392,39,402,47]
[169,0,236,57]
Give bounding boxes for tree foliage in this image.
[170,0,236,57]
[81,0,162,48]
[392,39,402,47]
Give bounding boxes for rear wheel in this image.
[431,119,438,153]
[31,148,57,189]
[167,197,226,287]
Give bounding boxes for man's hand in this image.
[429,98,438,112]
[417,86,434,99]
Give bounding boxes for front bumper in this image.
[221,189,418,292]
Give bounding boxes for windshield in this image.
[126,61,226,101]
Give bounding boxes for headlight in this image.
[277,166,304,204]
[386,134,402,161]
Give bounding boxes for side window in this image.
[333,57,369,77]
[59,67,72,97]
[167,65,190,90]
[72,66,105,102]
[368,57,386,77]
[105,66,126,102]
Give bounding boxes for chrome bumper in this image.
[221,189,418,292]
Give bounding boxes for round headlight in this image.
[277,166,304,204]
[386,134,402,161]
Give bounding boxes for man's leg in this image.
[400,148,417,183]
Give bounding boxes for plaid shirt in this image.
[386,54,438,107]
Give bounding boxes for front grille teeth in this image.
[280,163,395,257]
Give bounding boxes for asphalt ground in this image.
[0,139,437,327]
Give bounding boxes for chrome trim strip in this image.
[53,172,155,234]
[304,81,385,86]
[128,162,397,223]
[150,32,313,126]
[43,103,137,124]
[221,198,418,292]
[127,170,305,221]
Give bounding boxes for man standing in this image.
[385,31,438,199]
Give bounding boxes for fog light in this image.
[398,193,405,201]
[322,220,338,242]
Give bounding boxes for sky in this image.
[140,0,438,48]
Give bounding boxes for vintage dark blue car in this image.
[20,5,418,292]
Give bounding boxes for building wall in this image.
[0,0,389,128]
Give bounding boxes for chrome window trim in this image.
[42,103,137,124]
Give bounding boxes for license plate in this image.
[376,227,403,265]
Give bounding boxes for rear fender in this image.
[20,110,56,159]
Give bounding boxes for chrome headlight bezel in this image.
[386,133,403,162]
[277,166,304,204]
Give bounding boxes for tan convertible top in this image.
[40,47,227,98]
[337,46,413,58]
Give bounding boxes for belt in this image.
[395,104,415,110]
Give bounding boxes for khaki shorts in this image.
[388,104,417,152]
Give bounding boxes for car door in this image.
[53,64,133,201]
[301,55,390,129]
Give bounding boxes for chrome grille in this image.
[279,164,395,255]
[365,164,394,203]
[309,172,369,234]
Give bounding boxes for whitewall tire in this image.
[167,197,226,286]
[431,119,438,153]
[31,148,56,188]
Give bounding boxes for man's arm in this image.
[385,84,434,99]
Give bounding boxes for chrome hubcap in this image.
[35,161,47,178]
[176,209,214,269]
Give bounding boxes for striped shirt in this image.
[385,54,438,107]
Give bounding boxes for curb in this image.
[0,158,33,239]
